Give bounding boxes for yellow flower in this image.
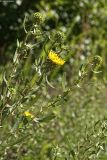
[48,51,65,65]
[24,111,34,118]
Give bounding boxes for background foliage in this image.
[0,0,107,159]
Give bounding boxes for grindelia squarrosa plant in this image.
[0,12,106,160]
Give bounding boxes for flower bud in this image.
[53,31,65,42]
[32,12,44,25]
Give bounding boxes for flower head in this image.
[48,51,65,65]
[24,111,34,118]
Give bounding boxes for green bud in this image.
[53,31,65,42]
[89,55,102,73]
[32,12,44,25]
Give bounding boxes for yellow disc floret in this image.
[48,51,65,65]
